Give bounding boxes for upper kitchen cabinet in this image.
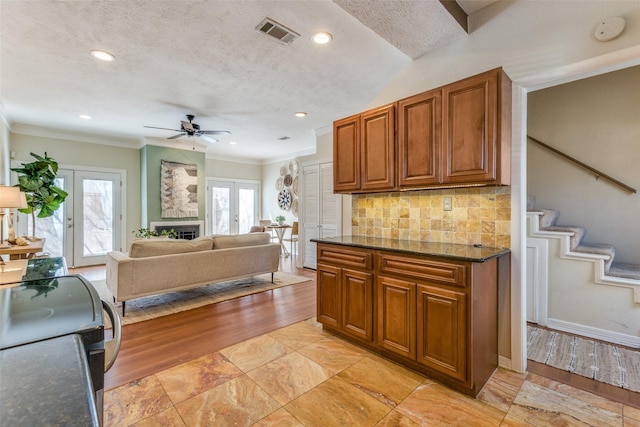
[361,105,395,191]
[333,104,396,193]
[442,68,511,185]
[333,114,361,192]
[397,89,442,188]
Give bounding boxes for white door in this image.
[301,162,341,269]
[207,179,259,235]
[15,168,122,267]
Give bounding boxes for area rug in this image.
[92,272,312,325]
[527,326,640,392]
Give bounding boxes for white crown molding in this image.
[315,124,333,137]
[262,146,317,165]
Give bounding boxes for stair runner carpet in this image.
[527,326,640,392]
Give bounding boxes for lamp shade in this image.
[0,186,25,208]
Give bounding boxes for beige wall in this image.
[206,158,262,181]
[528,66,640,264]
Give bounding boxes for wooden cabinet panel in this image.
[442,68,511,185]
[318,244,373,270]
[397,89,442,188]
[377,276,416,359]
[333,114,360,192]
[317,264,341,328]
[378,252,466,288]
[361,105,396,191]
[417,284,467,382]
[342,268,374,342]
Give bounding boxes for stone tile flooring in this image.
[104,318,640,426]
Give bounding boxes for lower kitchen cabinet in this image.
[315,241,507,397]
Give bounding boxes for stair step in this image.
[543,225,586,250]
[609,262,640,281]
[538,209,560,228]
[574,243,616,272]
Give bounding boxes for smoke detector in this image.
[256,18,300,45]
[594,16,625,42]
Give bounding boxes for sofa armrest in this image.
[106,251,134,300]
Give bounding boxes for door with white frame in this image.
[207,179,259,235]
[14,167,124,267]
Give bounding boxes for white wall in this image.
[528,66,640,264]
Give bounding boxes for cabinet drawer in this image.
[318,244,373,270]
[378,253,466,287]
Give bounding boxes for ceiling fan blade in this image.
[200,135,218,143]
[144,126,182,132]
[181,120,194,132]
[167,133,184,140]
[201,130,231,136]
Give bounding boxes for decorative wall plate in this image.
[275,177,284,191]
[284,173,293,187]
[280,165,288,176]
[291,198,298,218]
[289,159,298,175]
[277,189,292,210]
[292,175,299,195]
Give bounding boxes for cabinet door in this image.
[333,114,361,192]
[317,264,341,328]
[397,89,442,188]
[442,69,498,184]
[377,276,416,359]
[361,104,396,191]
[341,268,374,343]
[417,284,467,382]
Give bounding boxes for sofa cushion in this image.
[212,232,270,249]
[129,237,213,258]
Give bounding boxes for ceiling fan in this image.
[144,114,231,143]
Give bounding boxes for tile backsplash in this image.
[351,186,511,248]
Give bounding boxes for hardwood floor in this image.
[70,255,316,391]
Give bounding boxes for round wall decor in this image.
[277,189,292,210]
[292,175,299,195]
[280,165,288,176]
[275,176,284,191]
[289,159,299,175]
[284,173,293,187]
[291,198,298,218]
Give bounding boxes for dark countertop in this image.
[0,334,100,426]
[311,235,510,262]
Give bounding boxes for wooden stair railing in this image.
[527,135,637,194]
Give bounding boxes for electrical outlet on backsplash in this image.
[351,186,511,248]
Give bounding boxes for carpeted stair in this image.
[528,198,640,282]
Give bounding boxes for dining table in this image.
[266,224,291,257]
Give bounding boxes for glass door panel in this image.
[208,179,259,235]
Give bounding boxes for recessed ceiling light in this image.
[79,114,92,120]
[312,31,332,44]
[294,112,307,117]
[90,49,115,61]
[229,141,237,145]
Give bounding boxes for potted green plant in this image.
[275,215,286,225]
[11,152,68,239]
[133,228,178,239]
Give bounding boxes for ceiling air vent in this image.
[256,18,300,45]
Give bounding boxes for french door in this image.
[207,179,259,235]
[16,168,123,267]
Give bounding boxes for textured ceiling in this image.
[0,0,495,162]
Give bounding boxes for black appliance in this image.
[0,271,121,425]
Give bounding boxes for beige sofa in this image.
[106,232,281,315]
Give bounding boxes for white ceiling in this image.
[0,0,496,163]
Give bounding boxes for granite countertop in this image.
[311,235,510,262]
[0,334,100,426]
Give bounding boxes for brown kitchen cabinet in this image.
[334,67,511,193]
[315,239,507,397]
[333,104,395,193]
[316,243,374,344]
[397,88,442,188]
[442,68,511,185]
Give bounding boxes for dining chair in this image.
[283,221,299,255]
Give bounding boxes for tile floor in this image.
[104,318,640,426]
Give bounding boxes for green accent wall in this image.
[140,145,205,226]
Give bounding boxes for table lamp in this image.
[0,186,25,249]
[8,191,28,244]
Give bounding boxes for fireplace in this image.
[150,221,204,240]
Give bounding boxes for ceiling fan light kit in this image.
[144,114,230,143]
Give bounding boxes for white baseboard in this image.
[546,318,640,348]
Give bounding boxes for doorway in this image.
[206,178,259,235]
[14,167,124,267]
